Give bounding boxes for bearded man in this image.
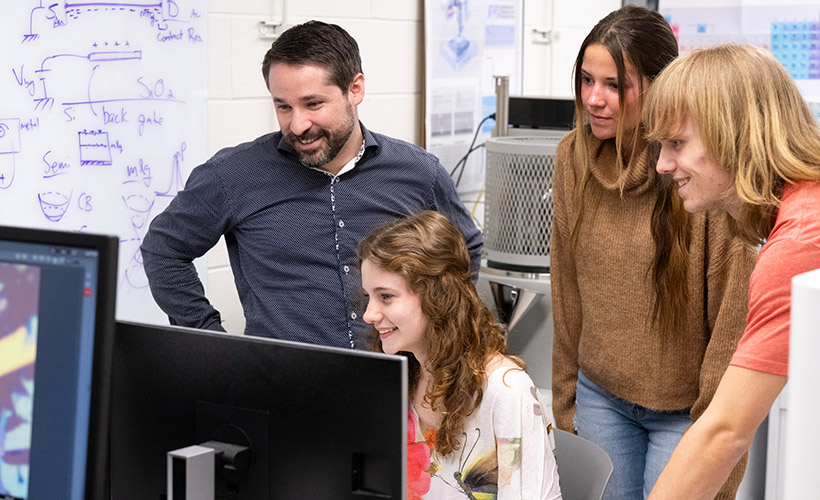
[141,21,482,347]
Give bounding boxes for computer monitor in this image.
[109,321,408,500]
[782,268,820,498]
[508,97,575,132]
[0,225,118,500]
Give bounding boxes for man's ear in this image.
[348,73,365,106]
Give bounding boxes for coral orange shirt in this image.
[731,181,820,376]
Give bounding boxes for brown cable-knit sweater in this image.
[550,133,758,499]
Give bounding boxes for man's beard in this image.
[286,103,356,169]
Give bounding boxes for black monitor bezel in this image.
[109,320,409,500]
[0,225,118,500]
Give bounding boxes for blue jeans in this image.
[575,370,692,500]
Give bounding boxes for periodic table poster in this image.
[661,0,820,115]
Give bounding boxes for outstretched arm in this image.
[648,366,786,500]
[690,216,758,498]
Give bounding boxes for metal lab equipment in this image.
[479,135,563,391]
[484,136,560,274]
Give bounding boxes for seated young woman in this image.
[358,210,562,500]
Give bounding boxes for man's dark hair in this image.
[261,20,363,92]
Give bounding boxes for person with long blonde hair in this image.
[550,6,758,499]
[359,211,562,499]
[644,43,820,500]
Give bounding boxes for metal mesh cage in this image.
[483,135,563,272]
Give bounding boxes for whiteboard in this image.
[0,0,208,324]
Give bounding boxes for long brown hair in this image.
[569,5,677,181]
[358,211,515,457]
[568,6,687,336]
[645,44,820,243]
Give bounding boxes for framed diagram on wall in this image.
[424,0,523,194]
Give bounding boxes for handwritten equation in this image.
[1,0,207,322]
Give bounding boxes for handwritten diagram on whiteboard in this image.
[661,1,820,115]
[0,1,207,323]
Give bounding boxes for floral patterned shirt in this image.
[407,367,562,499]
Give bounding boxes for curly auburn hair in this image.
[357,211,520,457]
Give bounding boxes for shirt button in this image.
[335,177,340,183]
[343,265,350,273]
[350,312,357,320]
[338,220,345,228]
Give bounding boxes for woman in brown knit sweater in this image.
[550,6,758,500]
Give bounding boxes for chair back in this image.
[553,428,614,500]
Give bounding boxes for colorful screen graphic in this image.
[0,263,41,498]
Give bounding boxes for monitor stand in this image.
[167,445,216,500]
[167,441,251,500]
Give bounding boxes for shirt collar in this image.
[326,137,366,178]
[276,122,378,178]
